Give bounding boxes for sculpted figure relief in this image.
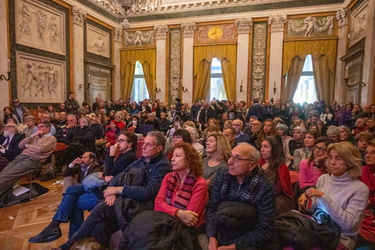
[89,35,105,52]
[48,16,60,46]
[19,3,31,38]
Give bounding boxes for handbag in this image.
[81,172,107,192]
[275,209,340,250]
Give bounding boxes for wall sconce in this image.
[155,87,161,93]
[344,66,365,88]
[240,79,243,92]
[1,60,11,81]
[182,86,188,92]
[79,74,91,89]
[273,81,277,94]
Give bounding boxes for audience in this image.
[2,97,375,248]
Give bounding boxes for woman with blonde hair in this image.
[202,132,231,190]
[299,141,369,250]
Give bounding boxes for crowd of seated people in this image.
[1,95,375,249]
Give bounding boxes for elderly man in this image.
[0,121,57,196]
[53,131,171,249]
[0,122,25,171]
[232,119,251,144]
[206,143,276,250]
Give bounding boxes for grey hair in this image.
[184,126,199,143]
[326,126,340,137]
[147,131,166,148]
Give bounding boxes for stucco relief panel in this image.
[349,1,367,47]
[16,51,66,103]
[15,0,66,55]
[86,24,111,58]
[251,23,267,101]
[287,15,336,39]
[124,30,155,47]
[169,30,181,102]
[195,24,236,44]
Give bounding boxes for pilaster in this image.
[154,25,169,101]
[181,23,196,103]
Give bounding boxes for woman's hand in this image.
[175,209,198,227]
[305,187,325,199]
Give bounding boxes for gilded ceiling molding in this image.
[336,9,347,28]
[154,25,169,40]
[181,23,197,38]
[235,18,253,34]
[72,6,87,26]
[268,15,287,32]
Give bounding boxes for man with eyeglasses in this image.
[30,132,139,243]
[50,131,170,249]
[0,122,57,201]
[0,122,25,171]
[206,143,276,250]
[232,119,251,144]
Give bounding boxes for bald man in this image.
[232,119,251,144]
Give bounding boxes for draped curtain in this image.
[284,56,306,102]
[120,49,156,100]
[193,44,237,102]
[282,40,337,103]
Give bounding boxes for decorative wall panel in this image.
[169,29,181,102]
[16,51,66,103]
[124,30,155,47]
[250,22,268,101]
[287,15,336,38]
[15,0,66,55]
[86,24,110,58]
[195,23,236,44]
[349,0,367,47]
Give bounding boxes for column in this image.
[362,0,375,104]
[154,25,169,102]
[335,9,348,104]
[0,0,10,114]
[181,23,196,103]
[235,18,252,102]
[268,15,287,101]
[71,6,86,104]
[113,26,123,100]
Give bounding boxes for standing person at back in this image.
[64,92,80,115]
[246,98,266,122]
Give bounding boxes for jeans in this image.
[53,184,100,238]
[66,201,120,248]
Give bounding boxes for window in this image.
[293,55,318,105]
[209,58,227,101]
[131,61,150,102]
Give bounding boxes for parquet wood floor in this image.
[0,176,89,250]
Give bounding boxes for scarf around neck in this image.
[165,172,196,210]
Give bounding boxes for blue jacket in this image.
[110,153,171,202]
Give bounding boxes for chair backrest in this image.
[137,125,154,136]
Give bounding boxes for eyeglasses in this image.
[314,145,327,152]
[365,151,375,155]
[230,155,254,163]
[173,136,182,140]
[4,126,15,129]
[116,139,129,143]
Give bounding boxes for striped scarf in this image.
[165,172,196,210]
[221,167,264,202]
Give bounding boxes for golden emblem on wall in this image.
[208,26,223,41]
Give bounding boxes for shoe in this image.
[28,227,62,243]
[39,173,54,182]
